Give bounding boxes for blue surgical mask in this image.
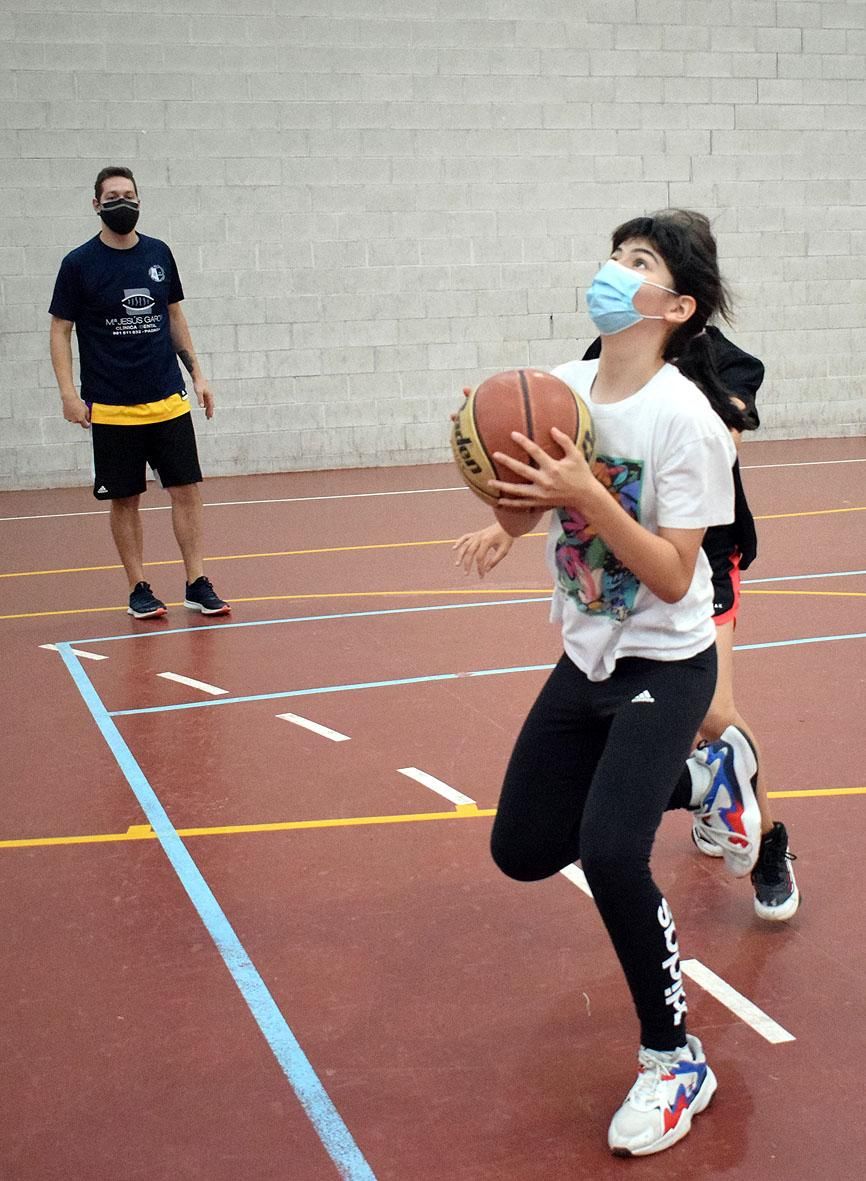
[585,259,679,335]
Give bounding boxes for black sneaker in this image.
[184,575,231,615]
[128,581,167,619]
[751,821,800,921]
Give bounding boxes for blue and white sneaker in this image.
[608,1035,717,1156]
[689,725,761,877]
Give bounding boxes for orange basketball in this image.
[450,369,595,506]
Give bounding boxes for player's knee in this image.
[490,833,552,882]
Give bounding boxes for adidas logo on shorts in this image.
[631,690,655,704]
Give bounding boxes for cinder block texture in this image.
[3,1,865,489]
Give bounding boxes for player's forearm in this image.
[49,324,77,399]
[169,313,204,381]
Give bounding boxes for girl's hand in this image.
[490,427,596,510]
[453,521,514,578]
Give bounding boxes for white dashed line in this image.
[157,672,228,696]
[40,644,107,661]
[397,767,476,808]
[276,713,350,742]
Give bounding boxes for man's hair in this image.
[94,166,138,201]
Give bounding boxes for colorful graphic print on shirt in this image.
[553,456,643,622]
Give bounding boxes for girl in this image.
[458,211,763,1156]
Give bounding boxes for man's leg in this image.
[109,495,145,589]
[166,481,204,584]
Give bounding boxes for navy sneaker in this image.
[184,575,230,615]
[689,725,761,877]
[128,581,167,619]
[751,822,800,921]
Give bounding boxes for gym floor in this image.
[2,435,865,1180]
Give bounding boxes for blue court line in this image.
[56,642,376,1181]
[67,596,551,647]
[108,664,557,718]
[106,632,866,720]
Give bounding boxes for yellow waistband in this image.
[90,393,190,426]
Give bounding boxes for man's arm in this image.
[168,302,214,419]
[50,316,90,428]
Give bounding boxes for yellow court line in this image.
[1,790,862,850]
[768,786,866,799]
[0,588,552,622]
[756,505,866,521]
[2,503,865,580]
[0,806,497,850]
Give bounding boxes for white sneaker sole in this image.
[610,1065,718,1157]
[754,879,801,922]
[183,599,230,615]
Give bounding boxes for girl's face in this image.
[610,237,678,299]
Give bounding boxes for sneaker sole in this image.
[610,1065,718,1157]
[754,884,801,922]
[127,606,167,619]
[183,600,231,615]
[691,823,724,858]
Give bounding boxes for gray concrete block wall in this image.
[1,0,865,490]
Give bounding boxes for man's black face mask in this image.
[98,197,140,235]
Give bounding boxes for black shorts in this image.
[91,412,202,501]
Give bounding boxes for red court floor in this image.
[1,436,865,1180]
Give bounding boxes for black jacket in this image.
[580,328,763,569]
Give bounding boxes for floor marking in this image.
[3,510,866,580]
[157,672,228,696]
[39,643,107,661]
[559,867,796,1044]
[67,598,549,645]
[107,632,866,719]
[276,713,350,742]
[1,459,864,522]
[743,569,866,584]
[54,643,376,1181]
[680,959,796,1044]
[744,589,866,599]
[398,767,476,808]
[0,485,469,523]
[559,864,592,896]
[0,590,550,622]
[2,784,859,851]
[0,807,497,850]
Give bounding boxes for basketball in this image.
[450,369,595,506]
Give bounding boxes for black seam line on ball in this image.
[517,369,539,469]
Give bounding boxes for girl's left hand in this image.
[490,427,595,509]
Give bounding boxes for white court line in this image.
[39,643,107,661]
[2,457,865,521]
[681,959,796,1044]
[157,672,228,696]
[398,766,475,808]
[276,712,350,742]
[558,868,795,1044]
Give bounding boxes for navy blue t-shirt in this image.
[49,234,186,406]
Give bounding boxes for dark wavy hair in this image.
[610,209,746,430]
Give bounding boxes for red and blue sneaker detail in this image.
[689,725,762,877]
[608,1035,717,1156]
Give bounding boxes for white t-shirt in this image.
[547,359,736,682]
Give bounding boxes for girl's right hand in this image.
[453,521,514,578]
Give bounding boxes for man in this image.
[49,165,229,619]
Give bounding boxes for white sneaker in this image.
[689,725,761,877]
[608,1035,717,1157]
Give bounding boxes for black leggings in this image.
[490,646,716,1050]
